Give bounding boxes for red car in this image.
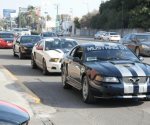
[0,32,15,48]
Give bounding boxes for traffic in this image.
[0,0,150,124]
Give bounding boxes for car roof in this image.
[43,37,60,41]
[61,38,76,41]
[79,42,122,48]
[0,31,14,34]
[21,35,40,37]
[131,33,150,35]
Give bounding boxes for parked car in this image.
[121,33,150,56]
[40,32,57,38]
[0,100,30,125]
[0,32,15,48]
[31,38,78,75]
[103,32,121,41]
[13,35,42,59]
[94,31,106,40]
[61,42,150,103]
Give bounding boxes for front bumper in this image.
[47,62,61,73]
[21,48,32,56]
[89,81,150,99]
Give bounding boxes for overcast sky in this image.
[0,0,105,20]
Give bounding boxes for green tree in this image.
[89,0,150,30]
[74,17,80,29]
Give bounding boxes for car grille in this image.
[122,77,148,84]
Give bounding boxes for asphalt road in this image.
[1,40,150,125]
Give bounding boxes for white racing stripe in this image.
[115,65,133,94]
[132,64,147,93]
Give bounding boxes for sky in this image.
[0,0,105,20]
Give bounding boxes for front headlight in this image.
[49,58,59,62]
[95,75,119,83]
[142,45,150,49]
[21,46,28,51]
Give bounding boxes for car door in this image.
[34,40,45,68]
[68,47,83,86]
[14,36,21,53]
[127,34,136,51]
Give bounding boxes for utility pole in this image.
[55,4,59,32]
[19,7,21,28]
[121,1,124,37]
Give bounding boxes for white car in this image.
[103,32,121,41]
[31,38,78,75]
[21,28,31,35]
[94,31,106,39]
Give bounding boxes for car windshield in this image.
[85,47,139,62]
[22,28,29,31]
[0,33,14,38]
[42,32,56,37]
[45,39,77,50]
[13,28,22,31]
[60,39,78,49]
[110,32,118,35]
[20,36,41,43]
[136,35,150,41]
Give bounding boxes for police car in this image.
[61,42,150,103]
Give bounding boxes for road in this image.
[1,40,150,125]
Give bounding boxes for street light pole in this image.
[55,4,59,32]
[19,7,21,28]
[121,1,124,37]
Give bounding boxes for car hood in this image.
[21,42,35,48]
[0,101,29,124]
[85,60,150,77]
[45,49,64,58]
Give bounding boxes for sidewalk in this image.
[0,65,53,125]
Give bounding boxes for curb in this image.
[0,65,41,104]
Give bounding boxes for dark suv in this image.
[13,35,42,59]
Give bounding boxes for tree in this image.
[83,0,150,30]
[80,10,98,29]
[74,17,80,29]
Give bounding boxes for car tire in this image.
[61,66,71,89]
[135,47,140,56]
[31,55,37,69]
[42,59,48,75]
[19,50,24,59]
[82,76,95,104]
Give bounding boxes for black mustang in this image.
[61,42,150,103]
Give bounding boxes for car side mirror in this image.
[16,40,20,43]
[139,56,144,61]
[36,46,43,50]
[73,57,81,62]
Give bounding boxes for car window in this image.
[45,39,61,50]
[110,32,118,35]
[42,32,56,37]
[73,47,83,60]
[61,39,78,49]
[20,36,41,43]
[39,40,44,47]
[136,35,150,41]
[0,33,14,38]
